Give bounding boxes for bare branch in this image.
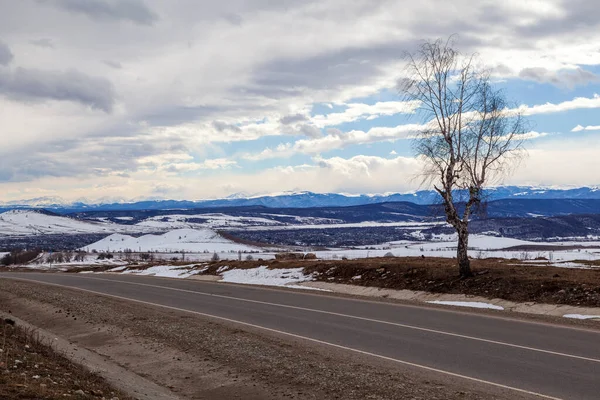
[399,36,529,277]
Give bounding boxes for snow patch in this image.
[220,265,315,289]
[563,314,600,320]
[121,265,197,278]
[427,301,504,310]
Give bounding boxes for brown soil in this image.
[201,257,600,307]
[0,318,132,400]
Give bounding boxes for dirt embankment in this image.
[202,257,600,307]
[0,318,131,400]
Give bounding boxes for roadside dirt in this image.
[0,278,539,400]
[0,317,132,400]
[200,257,600,307]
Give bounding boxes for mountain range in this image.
[1,186,600,213]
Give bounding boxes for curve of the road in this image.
[1,272,599,400]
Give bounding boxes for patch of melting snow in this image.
[220,265,318,289]
[563,314,600,320]
[550,262,593,269]
[122,265,196,278]
[107,266,128,272]
[427,301,504,310]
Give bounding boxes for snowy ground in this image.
[563,314,600,320]
[82,228,263,253]
[315,234,600,264]
[427,301,504,310]
[135,213,285,230]
[220,265,317,289]
[0,210,116,236]
[121,264,200,278]
[2,210,599,267]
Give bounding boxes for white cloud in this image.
[2,1,600,200]
[518,94,600,115]
[572,124,600,132]
[245,123,424,160]
[311,100,420,127]
[390,150,397,155]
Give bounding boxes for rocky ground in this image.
[0,317,131,400]
[0,278,540,400]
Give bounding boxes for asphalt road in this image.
[1,272,599,400]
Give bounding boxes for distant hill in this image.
[1,186,600,213]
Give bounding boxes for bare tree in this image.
[400,37,527,277]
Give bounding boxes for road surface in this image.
[1,272,599,400]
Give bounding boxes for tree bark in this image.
[457,227,473,278]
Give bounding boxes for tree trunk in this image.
[457,228,473,278]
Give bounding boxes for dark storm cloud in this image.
[519,67,600,89]
[0,67,115,112]
[42,0,158,26]
[0,40,13,65]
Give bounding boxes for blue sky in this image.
[0,0,599,203]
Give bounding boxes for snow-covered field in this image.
[2,210,600,268]
[315,234,600,264]
[0,210,116,236]
[82,228,260,253]
[135,213,285,230]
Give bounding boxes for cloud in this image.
[311,101,421,127]
[0,67,115,112]
[518,94,600,115]
[103,60,122,69]
[298,124,322,138]
[245,123,424,160]
[0,40,13,65]
[390,150,397,155]
[29,38,55,48]
[3,0,600,202]
[280,113,309,125]
[519,67,600,89]
[221,12,243,26]
[572,124,600,132]
[212,120,242,133]
[511,131,549,141]
[315,154,422,179]
[162,158,238,173]
[196,158,238,170]
[43,0,158,25]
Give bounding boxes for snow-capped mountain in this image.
[1,186,600,212]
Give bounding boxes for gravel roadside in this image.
[0,278,539,400]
